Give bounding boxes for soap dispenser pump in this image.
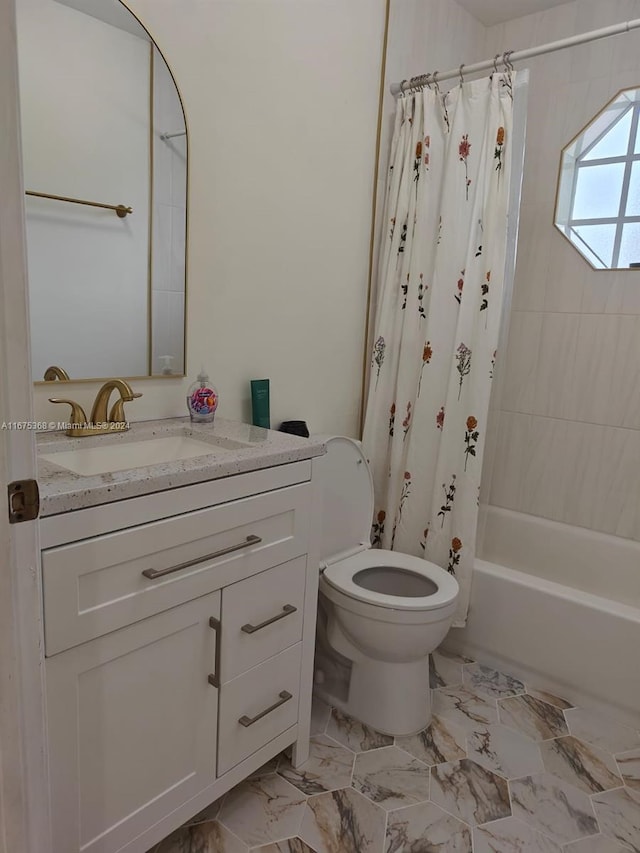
[187,368,218,423]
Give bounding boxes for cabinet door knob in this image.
[141,535,262,579]
[238,691,293,727]
[241,604,297,634]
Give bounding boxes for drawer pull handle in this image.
[141,535,262,579]
[207,616,221,688]
[241,604,297,634]
[238,691,293,727]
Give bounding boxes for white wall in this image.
[365,0,487,378]
[381,0,487,177]
[18,0,150,380]
[482,0,640,542]
[32,0,387,436]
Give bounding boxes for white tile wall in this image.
[509,206,545,312]
[489,411,533,510]
[484,0,640,541]
[151,45,185,375]
[500,311,542,414]
[559,419,607,532]
[170,206,186,291]
[519,414,570,520]
[531,313,580,419]
[587,424,639,539]
[542,234,584,314]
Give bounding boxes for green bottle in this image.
[250,379,270,429]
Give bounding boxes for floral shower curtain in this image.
[362,73,517,627]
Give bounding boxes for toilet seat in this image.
[317,435,458,620]
[322,548,458,612]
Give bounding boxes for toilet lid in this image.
[318,436,374,564]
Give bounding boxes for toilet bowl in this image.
[314,436,459,735]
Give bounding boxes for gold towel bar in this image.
[25,190,132,218]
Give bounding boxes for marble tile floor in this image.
[148,651,640,853]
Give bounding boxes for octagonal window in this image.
[555,88,640,270]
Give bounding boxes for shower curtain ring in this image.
[503,50,515,72]
[493,53,501,75]
[459,64,465,85]
[432,70,440,94]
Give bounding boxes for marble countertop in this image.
[36,417,326,517]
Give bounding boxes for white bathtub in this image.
[446,506,640,727]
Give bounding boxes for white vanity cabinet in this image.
[39,459,319,853]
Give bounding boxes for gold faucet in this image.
[43,365,70,381]
[89,379,143,425]
[49,379,142,437]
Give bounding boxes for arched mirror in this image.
[555,87,640,270]
[17,0,187,381]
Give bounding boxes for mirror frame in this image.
[31,0,189,385]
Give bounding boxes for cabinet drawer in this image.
[43,483,311,655]
[221,556,306,681]
[217,643,301,776]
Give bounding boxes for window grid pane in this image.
[626,161,640,216]
[619,223,640,267]
[583,108,633,161]
[573,224,616,268]
[573,162,625,220]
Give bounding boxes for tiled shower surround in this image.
[149,651,640,852]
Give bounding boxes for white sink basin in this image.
[40,435,231,476]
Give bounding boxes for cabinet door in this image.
[46,592,221,853]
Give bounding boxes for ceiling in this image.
[455,0,572,26]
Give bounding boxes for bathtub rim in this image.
[478,504,640,608]
[473,557,640,623]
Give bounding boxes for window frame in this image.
[555,88,640,270]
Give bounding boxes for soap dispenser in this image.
[159,355,174,375]
[187,368,218,423]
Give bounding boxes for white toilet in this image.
[314,436,459,736]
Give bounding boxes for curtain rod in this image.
[390,18,640,95]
